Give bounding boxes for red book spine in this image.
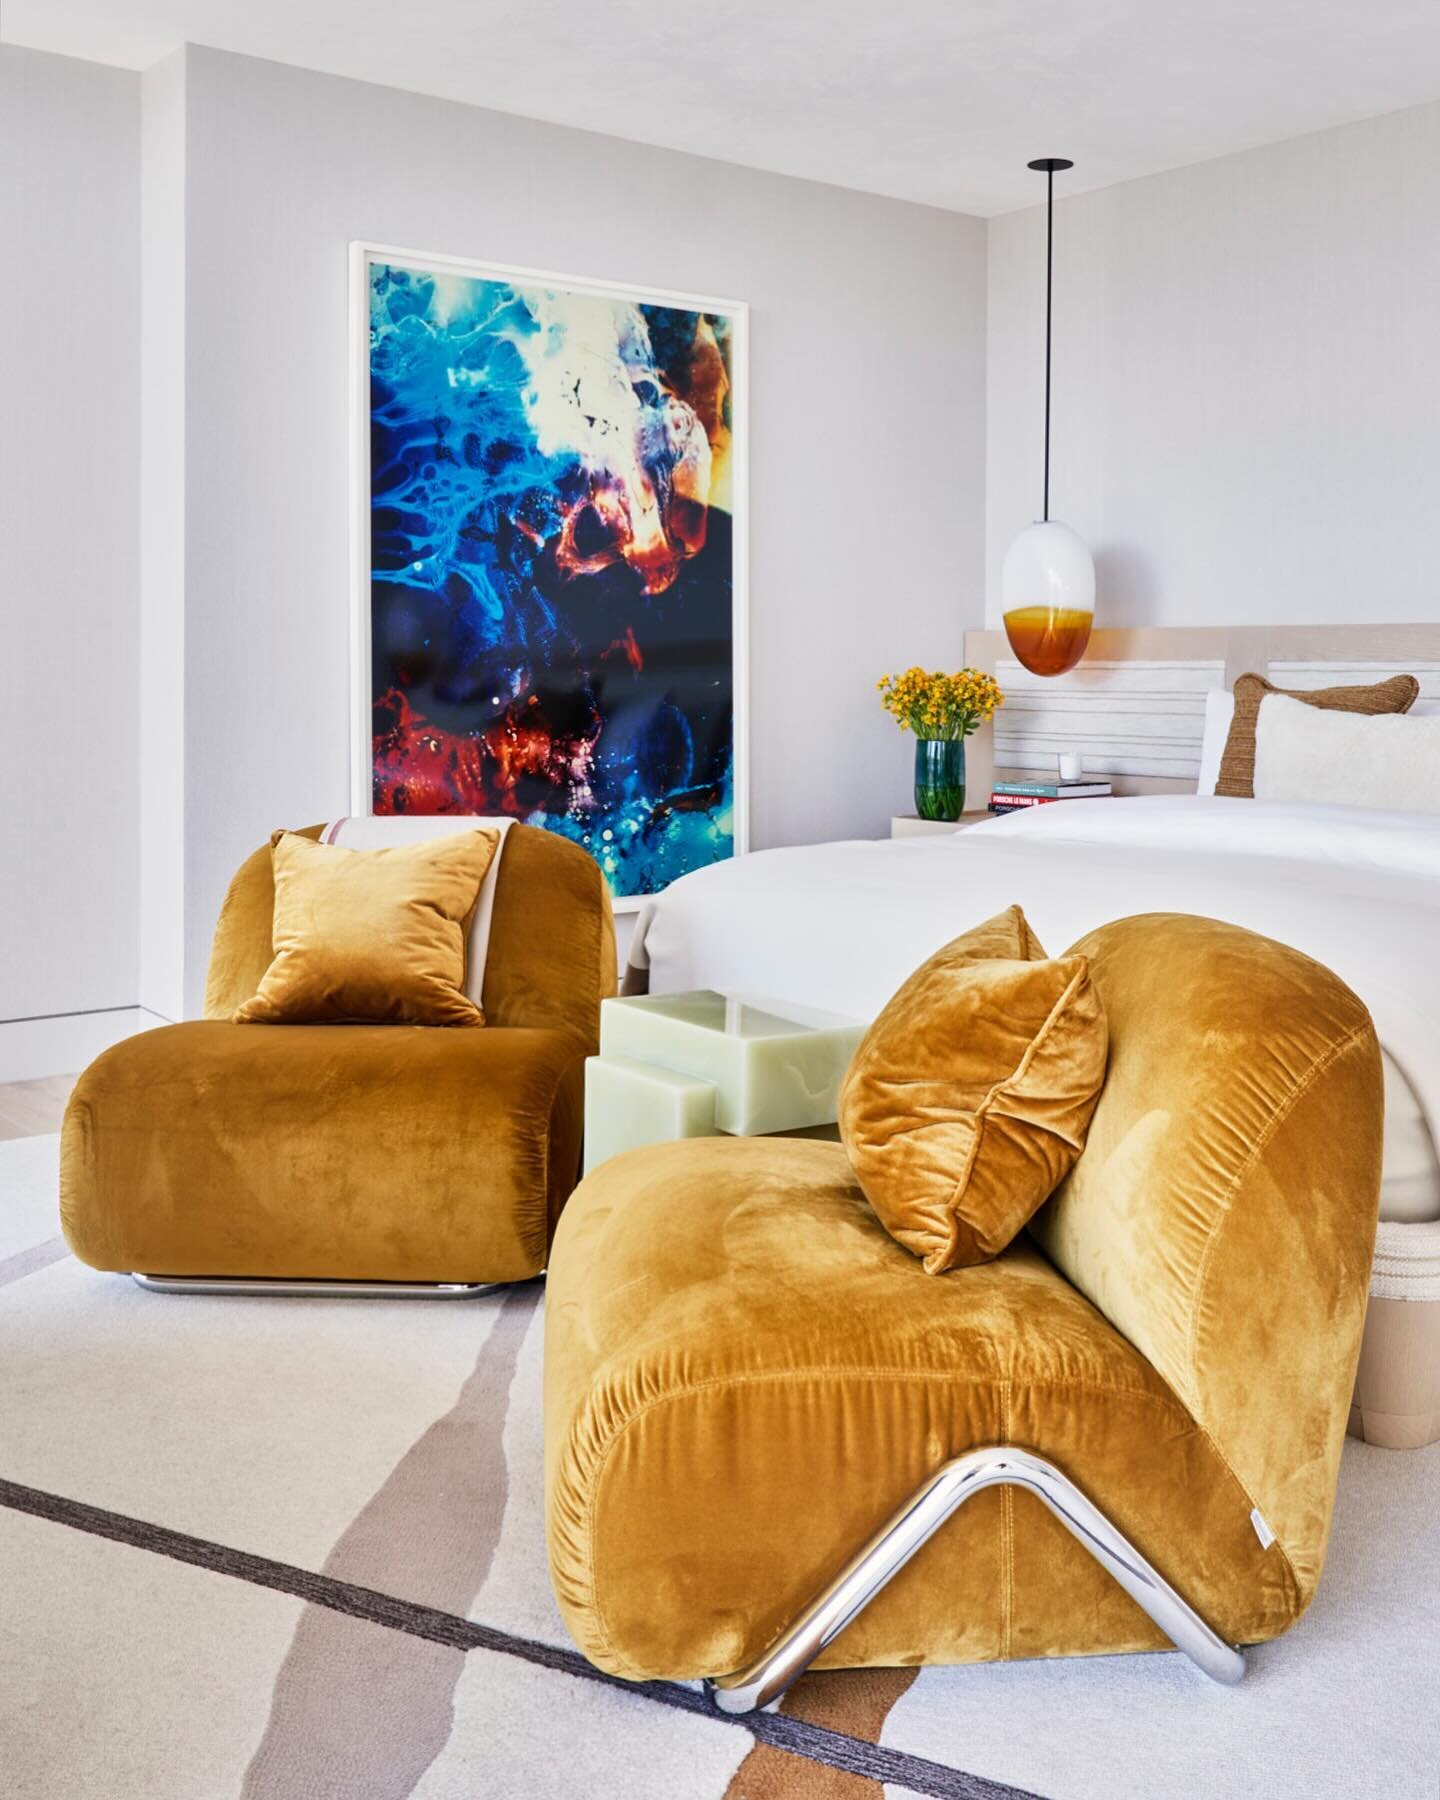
[988,792,1058,809]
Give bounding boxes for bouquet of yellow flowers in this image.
[877,667,1004,741]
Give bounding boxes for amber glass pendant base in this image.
[1003,606,1093,678]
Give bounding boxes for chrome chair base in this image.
[704,1446,1246,1714]
[130,1273,499,1299]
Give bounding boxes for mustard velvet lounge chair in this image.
[544,915,1383,1705]
[61,823,615,1296]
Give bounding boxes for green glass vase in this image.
[914,738,966,822]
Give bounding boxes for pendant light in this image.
[1002,157,1095,678]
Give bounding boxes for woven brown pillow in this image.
[1215,672,1418,798]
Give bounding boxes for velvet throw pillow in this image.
[1215,671,1418,799]
[234,829,500,1027]
[839,905,1108,1273]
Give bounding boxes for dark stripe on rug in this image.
[0,1476,1041,1800]
[724,1666,922,1798]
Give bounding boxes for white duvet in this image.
[634,796,1440,1224]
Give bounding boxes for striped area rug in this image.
[2,1135,1437,1799]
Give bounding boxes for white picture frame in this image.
[349,241,749,912]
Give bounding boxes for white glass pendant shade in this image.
[1002,519,1095,677]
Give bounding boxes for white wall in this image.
[137,49,187,1023]
[11,43,1437,1041]
[0,47,145,1073]
[166,47,987,1014]
[987,100,1440,629]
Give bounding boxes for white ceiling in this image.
[7,0,1440,215]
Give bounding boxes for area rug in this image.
[2,1135,1437,1800]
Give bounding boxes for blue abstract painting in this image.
[364,256,740,902]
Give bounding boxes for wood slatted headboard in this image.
[963,623,1440,799]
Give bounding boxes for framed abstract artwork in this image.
[350,243,748,910]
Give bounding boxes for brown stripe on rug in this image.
[241,1281,542,1800]
[0,1236,68,1289]
[722,1667,921,1799]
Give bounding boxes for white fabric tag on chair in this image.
[1250,1508,1276,1550]
[321,816,515,1006]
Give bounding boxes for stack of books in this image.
[989,774,1113,814]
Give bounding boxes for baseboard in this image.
[0,1008,168,1083]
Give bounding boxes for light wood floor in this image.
[0,1075,76,1140]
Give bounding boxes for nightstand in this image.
[890,812,993,838]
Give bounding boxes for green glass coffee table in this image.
[583,989,865,1175]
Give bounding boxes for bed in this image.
[629,620,1440,1243]
[630,793,1440,1228]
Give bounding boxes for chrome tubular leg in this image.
[704,1446,1246,1714]
[130,1274,501,1299]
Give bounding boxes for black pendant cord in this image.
[1043,164,1053,523]
[1027,158,1072,526]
